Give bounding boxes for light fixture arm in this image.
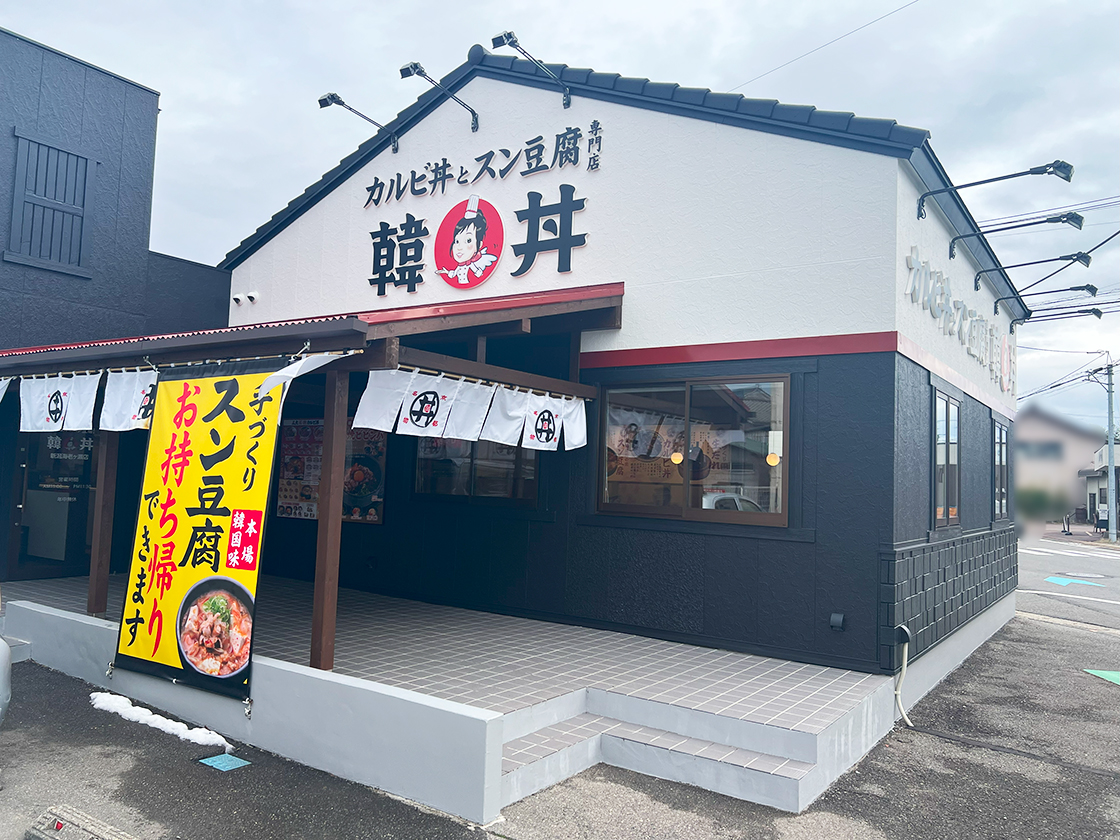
[949,212,1084,258]
[917,160,1074,219]
[491,31,571,108]
[974,252,1091,292]
[319,92,398,153]
[400,63,478,132]
[993,283,1097,316]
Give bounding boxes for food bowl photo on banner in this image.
[177,576,255,680]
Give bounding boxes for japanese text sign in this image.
[114,365,282,700]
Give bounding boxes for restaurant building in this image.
[1,40,1022,820]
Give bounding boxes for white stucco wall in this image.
[894,162,1017,415]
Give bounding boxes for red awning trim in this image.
[355,283,625,325]
[579,332,900,368]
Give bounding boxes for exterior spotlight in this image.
[401,61,479,132]
[490,30,571,108]
[993,282,1097,316]
[917,159,1075,219]
[766,453,781,467]
[974,252,1091,292]
[318,92,398,153]
[949,212,1085,259]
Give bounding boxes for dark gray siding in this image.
[0,28,158,349]
[879,354,1016,670]
[144,252,230,335]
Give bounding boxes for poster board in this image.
[276,418,386,524]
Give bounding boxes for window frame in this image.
[934,390,961,528]
[597,374,791,528]
[993,420,1009,521]
[3,127,95,279]
[413,437,540,509]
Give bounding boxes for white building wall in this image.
[229,75,1015,413]
[893,162,1017,415]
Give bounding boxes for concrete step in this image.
[500,712,814,811]
[2,635,31,663]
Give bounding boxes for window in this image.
[1017,440,1062,460]
[600,377,789,526]
[415,437,537,503]
[4,129,93,278]
[934,391,960,527]
[994,421,1009,520]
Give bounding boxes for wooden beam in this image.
[569,332,582,382]
[364,295,623,341]
[398,346,597,399]
[471,335,487,364]
[310,369,348,670]
[333,338,400,371]
[532,306,622,335]
[87,431,119,617]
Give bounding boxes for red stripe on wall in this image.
[355,282,625,325]
[578,331,900,368]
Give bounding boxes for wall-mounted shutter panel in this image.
[10,135,89,269]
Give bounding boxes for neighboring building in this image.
[1080,439,1117,528]
[1014,402,1105,520]
[0,27,230,581]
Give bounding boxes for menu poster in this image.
[276,418,386,524]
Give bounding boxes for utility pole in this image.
[1109,360,1116,543]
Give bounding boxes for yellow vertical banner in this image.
[114,364,283,699]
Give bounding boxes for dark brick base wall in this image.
[878,527,1017,670]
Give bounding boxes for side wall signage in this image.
[904,246,1016,394]
[114,363,283,700]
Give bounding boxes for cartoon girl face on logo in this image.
[434,195,504,289]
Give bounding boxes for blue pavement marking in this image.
[1084,670,1120,687]
[200,754,252,771]
[1045,576,1105,587]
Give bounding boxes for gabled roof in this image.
[218,44,929,273]
[217,44,1029,321]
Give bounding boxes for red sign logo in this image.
[433,195,503,290]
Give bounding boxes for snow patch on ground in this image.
[90,692,232,753]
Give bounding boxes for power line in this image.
[1018,352,1107,400]
[1018,345,1109,354]
[1018,229,1120,295]
[978,196,1120,226]
[729,0,923,90]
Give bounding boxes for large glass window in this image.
[935,391,960,527]
[416,437,536,503]
[601,377,788,525]
[994,421,1009,520]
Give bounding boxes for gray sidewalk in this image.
[2,612,1118,839]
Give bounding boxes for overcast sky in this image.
[5,1,1118,429]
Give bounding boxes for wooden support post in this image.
[472,334,487,364]
[87,431,119,616]
[568,331,582,382]
[310,369,348,670]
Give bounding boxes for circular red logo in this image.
[433,196,503,290]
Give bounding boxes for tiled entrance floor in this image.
[2,574,882,735]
